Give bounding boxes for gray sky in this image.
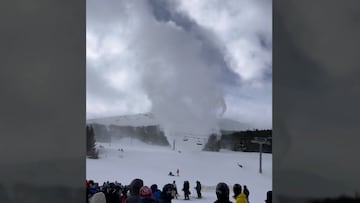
[86,0,272,130]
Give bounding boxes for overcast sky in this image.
[86,0,272,130]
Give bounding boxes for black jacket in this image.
[214,200,233,203]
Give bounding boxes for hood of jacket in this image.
[129,178,144,196]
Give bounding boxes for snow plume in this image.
[87,0,272,129]
[127,0,227,138]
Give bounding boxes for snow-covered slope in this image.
[87,113,252,131]
[87,138,272,203]
[87,113,157,127]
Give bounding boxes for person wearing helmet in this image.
[232,184,248,203]
[139,186,157,203]
[214,182,233,203]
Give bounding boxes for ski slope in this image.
[86,138,272,203]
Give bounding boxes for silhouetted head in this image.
[233,184,242,197]
[265,191,272,203]
[216,182,230,201]
[129,178,144,196]
[150,184,158,192]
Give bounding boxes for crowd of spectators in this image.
[86,178,272,203]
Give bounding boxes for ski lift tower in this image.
[251,137,271,174]
[173,139,175,151]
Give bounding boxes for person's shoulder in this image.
[235,194,247,203]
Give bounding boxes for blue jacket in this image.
[152,190,161,201]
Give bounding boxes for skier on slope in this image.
[172,181,178,199]
[182,181,190,200]
[195,181,202,198]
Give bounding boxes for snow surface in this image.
[87,137,272,203]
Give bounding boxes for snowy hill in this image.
[87,113,252,131]
[87,113,157,127]
[87,138,272,203]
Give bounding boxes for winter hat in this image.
[140,186,152,198]
[129,178,144,195]
[216,182,230,200]
[233,184,242,196]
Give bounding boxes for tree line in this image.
[203,129,272,152]
[87,125,99,159]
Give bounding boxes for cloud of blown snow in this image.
[126,0,227,137]
[86,0,272,130]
